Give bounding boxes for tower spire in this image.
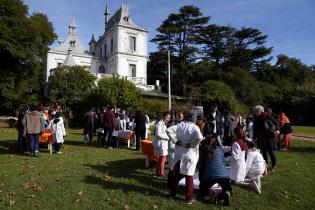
[69,15,77,34]
[104,4,110,30]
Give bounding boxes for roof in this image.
[61,51,77,67]
[49,16,91,56]
[140,89,186,100]
[105,5,148,32]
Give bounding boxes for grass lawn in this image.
[292,126,315,135]
[1,128,315,210]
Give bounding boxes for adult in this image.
[17,108,26,154]
[267,108,280,150]
[83,111,95,145]
[222,110,236,146]
[253,105,279,172]
[95,109,104,147]
[134,110,147,150]
[279,111,293,150]
[103,106,115,149]
[22,105,45,157]
[153,112,171,178]
[206,103,223,146]
[170,112,204,204]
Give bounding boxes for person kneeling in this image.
[199,137,232,206]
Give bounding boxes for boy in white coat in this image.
[153,112,171,178]
[50,112,66,154]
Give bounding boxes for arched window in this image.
[99,65,106,74]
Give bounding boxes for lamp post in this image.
[168,50,171,111]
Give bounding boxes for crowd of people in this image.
[15,103,293,206]
[152,104,293,206]
[17,105,66,156]
[82,106,150,150]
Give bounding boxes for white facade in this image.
[46,4,151,89]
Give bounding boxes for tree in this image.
[48,66,96,111]
[152,5,209,95]
[201,80,248,115]
[0,0,56,113]
[93,76,142,109]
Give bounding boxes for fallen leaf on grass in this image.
[22,182,30,189]
[105,198,110,202]
[111,199,118,206]
[31,183,44,191]
[77,191,83,196]
[144,191,150,196]
[102,174,111,181]
[8,192,16,196]
[75,198,80,203]
[283,190,288,195]
[29,195,35,198]
[124,205,131,210]
[152,205,158,209]
[55,178,61,182]
[9,155,14,158]
[33,204,39,208]
[6,199,16,206]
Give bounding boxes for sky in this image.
[24,0,315,65]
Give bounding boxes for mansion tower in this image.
[46,4,150,89]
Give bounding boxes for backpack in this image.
[263,117,276,138]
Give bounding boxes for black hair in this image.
[55,112,61,118]
[162,111,170,118]
[207,135,218,160]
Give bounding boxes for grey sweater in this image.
[22,111,44,134]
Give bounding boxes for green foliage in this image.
[93,76,142,109]
[0,0,57,113]
[48,66,96,111]
[201,80,249,115]
[138,98,168,119]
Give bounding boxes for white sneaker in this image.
[250,181,261,194]
[254,176,261,189]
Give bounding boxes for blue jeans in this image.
[28,133,40,155]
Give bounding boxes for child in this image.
[199,136,232,206]
[50,112,66,154]
[153,112,171,178]
[246,140,267,181]
[230,127,261,194]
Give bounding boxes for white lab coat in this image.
[166,125,178,167]
[246,148,266,178]
[171,121,204,176]
[230,142,246,182]
[153,120,169,156]
[50,118,66,143]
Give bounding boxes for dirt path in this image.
[292,133,315,142]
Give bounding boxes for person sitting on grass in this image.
[49,112,66,154]
[246,140,267,180]
[230,127,261,194]
[199,136,232,206]
[153,112,171,179]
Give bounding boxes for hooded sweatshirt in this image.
[22,111,44,134]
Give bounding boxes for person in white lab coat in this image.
[165,113,184,186]
[49,112,66,154]
[153,112,171,178]
[230,127,261,194]
[169,112,204,204]
[246,140,267,179]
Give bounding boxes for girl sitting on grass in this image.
[199,136,232,206]
[230,127,261,194]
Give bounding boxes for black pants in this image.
[103,127,113,147]
[258,140,276,167]
[54,142,62,152]
[135,129,146,150]
[199,178,232,199]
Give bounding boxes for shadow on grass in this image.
[0,139,52,155]
[83,158,168,197]
[291,146,315,154]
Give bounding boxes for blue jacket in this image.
[201,148,229,181]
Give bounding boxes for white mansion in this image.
[46,4,154,91]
